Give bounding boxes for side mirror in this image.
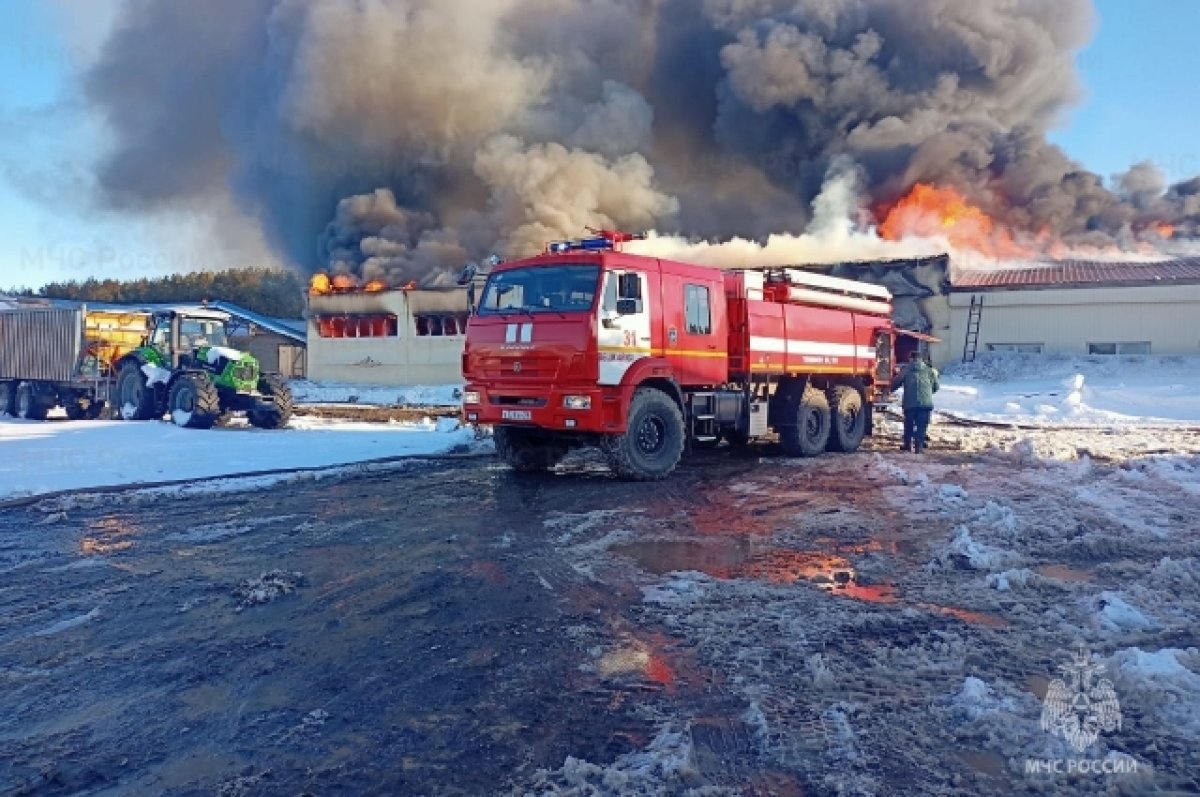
[616,298,642,316]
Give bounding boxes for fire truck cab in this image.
[462,234,895,480]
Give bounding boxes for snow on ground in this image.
[541,415,1200,794]
[287,379,462,407]
[0,415,475,501]
[931,353,1200,426]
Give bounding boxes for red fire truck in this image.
[461,234,897,480]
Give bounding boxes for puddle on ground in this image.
[1035,564,1092,583]
[613,539,1017,628]
[925,605,1011,629]
[958,750,1008,779]
[80,516,142,555]
[611,540,899,604]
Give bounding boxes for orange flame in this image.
[309,273,332,296]
[364,279,388,293]
[1153,222,1176,239]
[880,184,1032,259]
[330,273,358,291]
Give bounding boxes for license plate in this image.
[501,409,532,421]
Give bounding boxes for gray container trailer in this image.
[0,308,86,383]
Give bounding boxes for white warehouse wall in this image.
[942,284,1200,365]
[306,289,468,386]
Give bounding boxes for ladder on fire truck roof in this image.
[962,294,984,363]
[764,268,893,300]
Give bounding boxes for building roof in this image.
[208,301,306,343]
[950,258,1200,291]
[0,297,306,344]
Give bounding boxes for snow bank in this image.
[288,380,462,407]
[931,526,1019,571]
[1108,647,1200,738]
[517,725,712,796]
[936,354,1200,426]
[0,415,475,500]
[952,676,1017,721]
[1090,591,1157,632]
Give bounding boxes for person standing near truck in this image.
[891,350,939,453]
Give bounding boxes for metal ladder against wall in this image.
[962,294,984,363]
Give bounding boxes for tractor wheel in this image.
[602,387,685,481]
[115,361,158,420]
[0,381,15,417]
[493,426,567,472]
[779,385,831,457]
[826,386,867,453]
[168,372,222,429]
[15,382,50,421]
[247,374,294,429]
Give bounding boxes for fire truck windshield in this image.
[477,264,600,315]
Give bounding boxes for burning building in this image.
[306,274,472,385]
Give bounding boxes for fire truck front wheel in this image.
[493,426,567,473]
[604,387,685,481]
[779,385,832,457]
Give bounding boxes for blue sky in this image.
[1049,0,1200,187]
[1,0,1198,289]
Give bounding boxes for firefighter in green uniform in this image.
[891,350,939,453]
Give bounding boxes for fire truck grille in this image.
[480,354,560,381]
[491,396,548,407]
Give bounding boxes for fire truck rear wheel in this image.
[604,387,685,481]
[494,426,566,473]
[779,385,831,457]
[826,385,867,453]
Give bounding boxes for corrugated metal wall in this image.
[0,308,84,382]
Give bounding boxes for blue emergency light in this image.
[547,236,614,254]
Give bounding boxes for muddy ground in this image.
[1,423,1198,796]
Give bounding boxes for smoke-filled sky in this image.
[1,0,1199,288]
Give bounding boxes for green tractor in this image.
[112,309,293,430]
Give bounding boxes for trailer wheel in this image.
[493,426,567,472]
[15,382,50,421]
[826,385,867,453]
[116,361,159,420]
[603,387,685,481]
[724,428,750,448]
[65,397,106,421]
[0,381,15,417]
[779,385,831,457]
[168,372,222,429]
[248,374,294,429]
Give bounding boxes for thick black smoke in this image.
[81,0,1199,284]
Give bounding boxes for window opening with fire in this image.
[415,314,471,337]
[315,314,399,338]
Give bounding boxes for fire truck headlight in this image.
[462,391,481,405]
[563,395,592,410]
